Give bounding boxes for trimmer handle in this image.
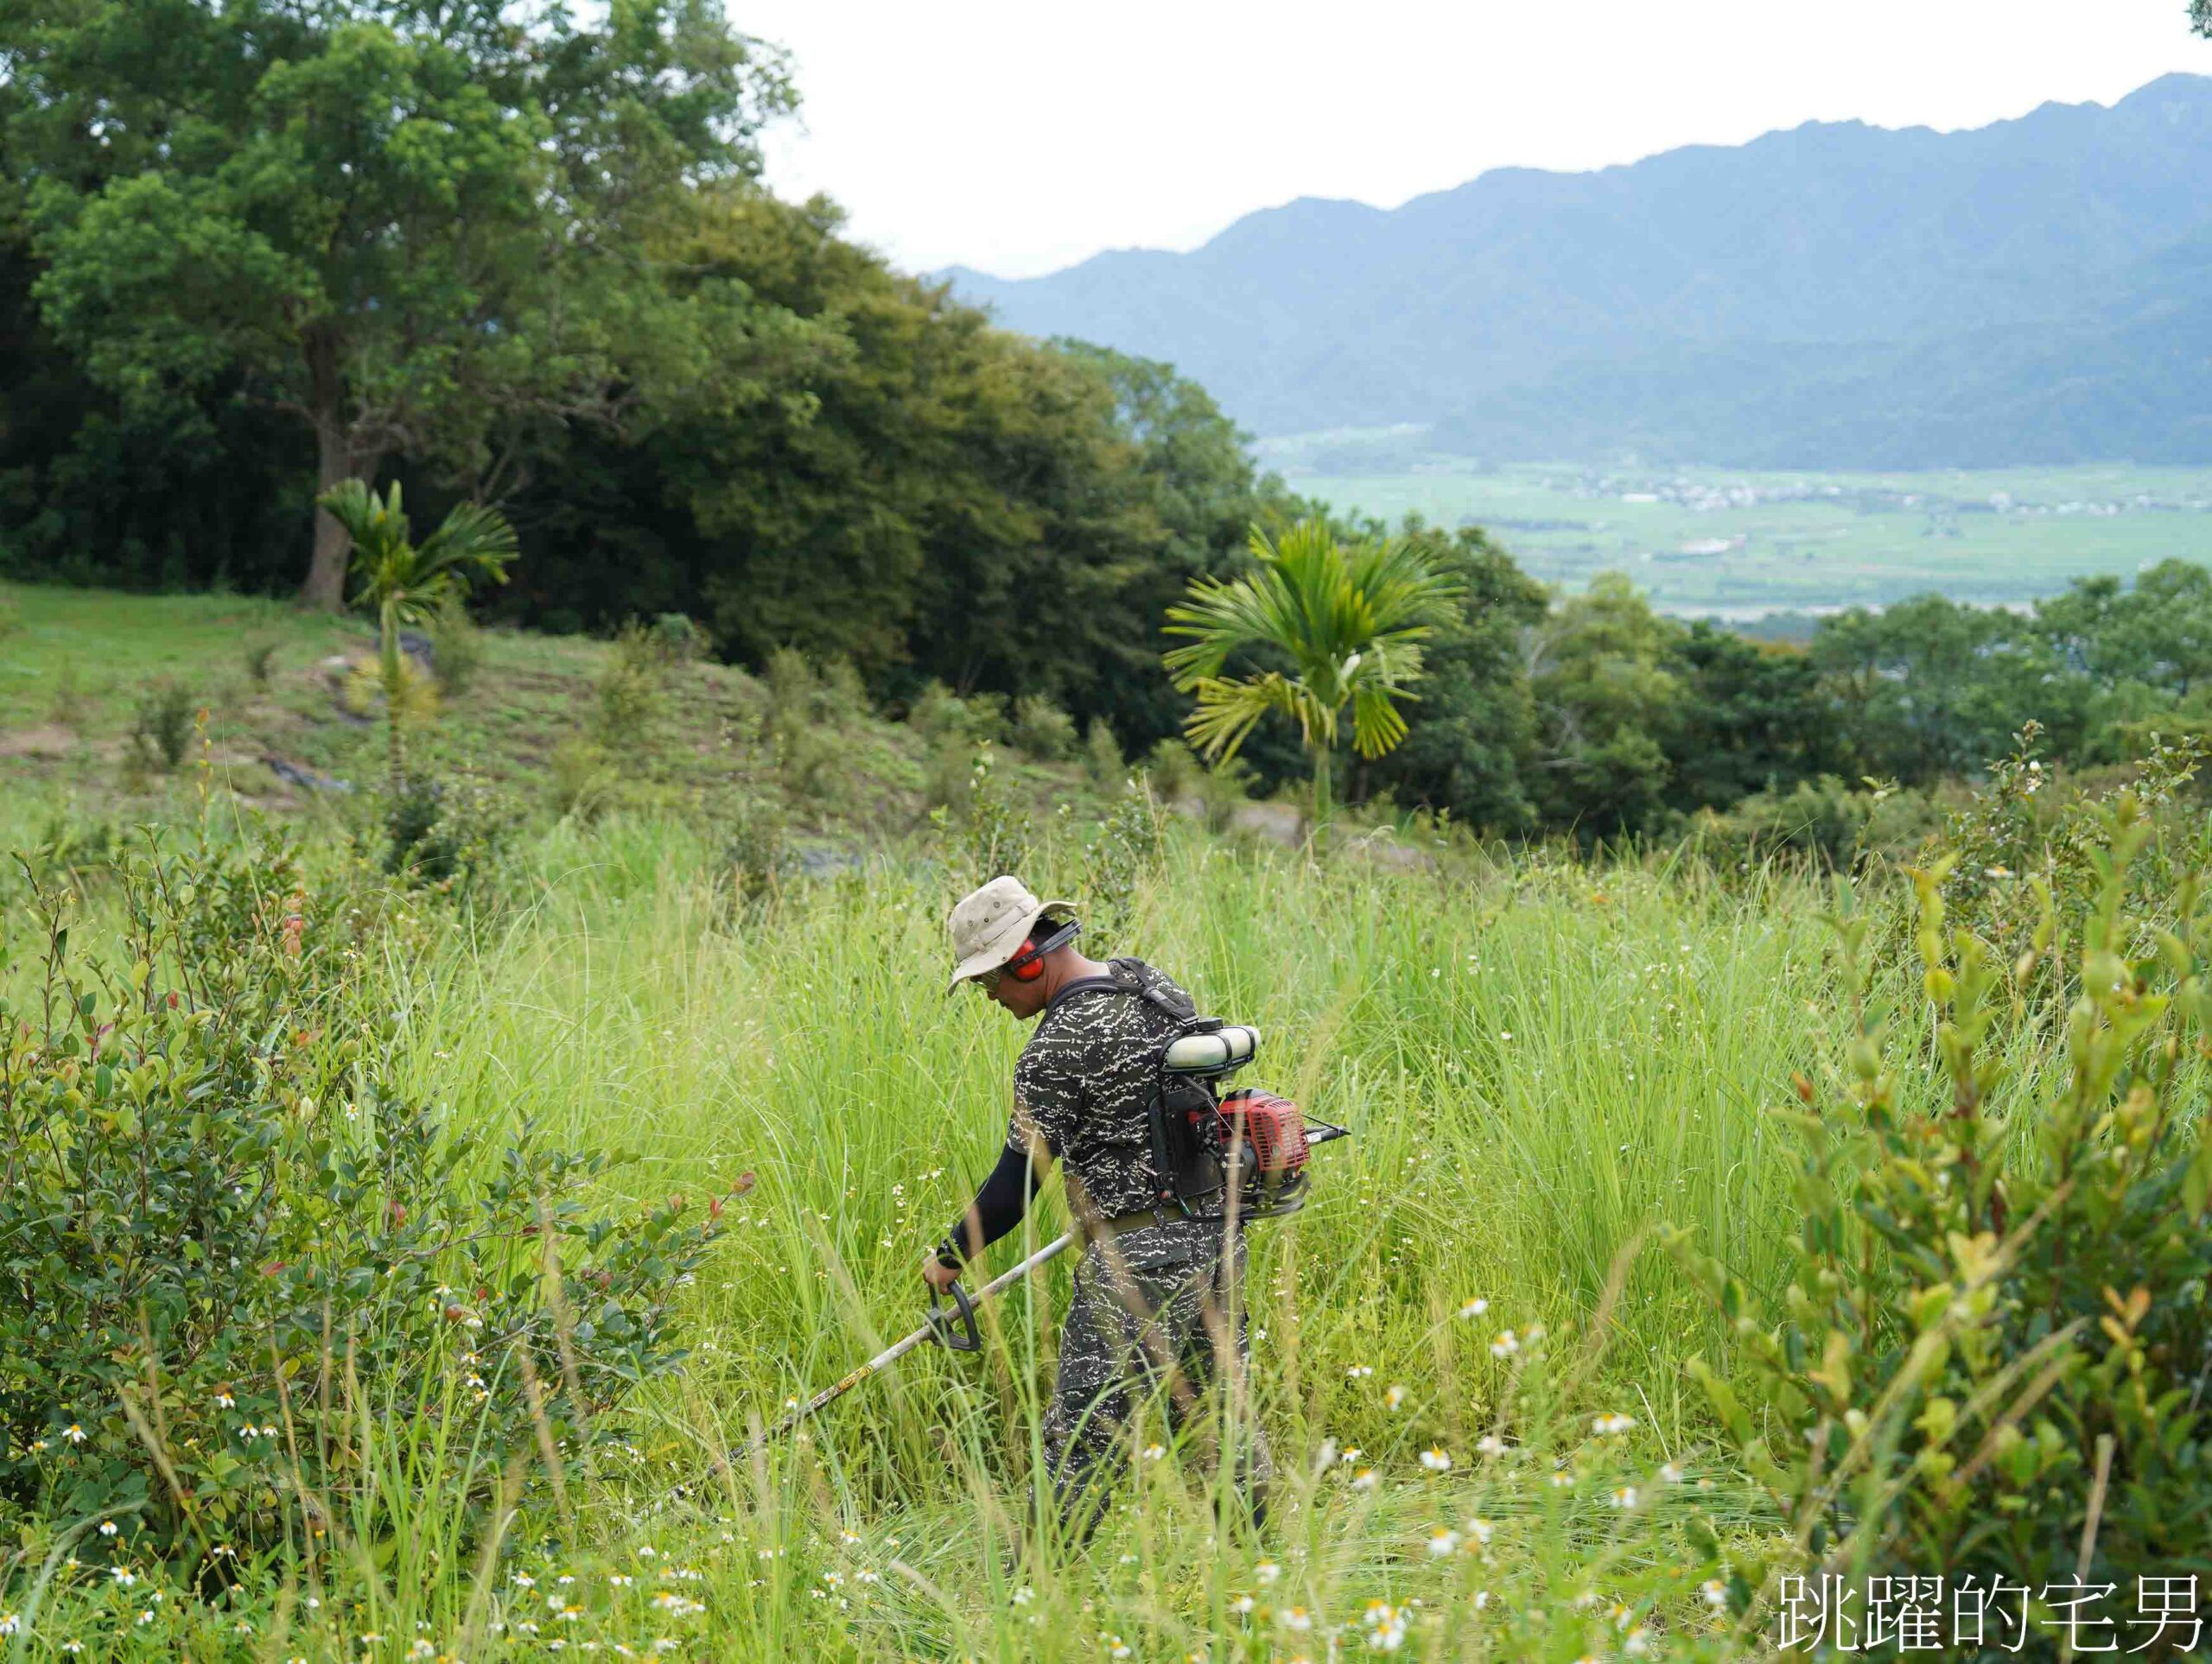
[924,1277,982,1353]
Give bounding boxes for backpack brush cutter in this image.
[749,1052,1346,1455]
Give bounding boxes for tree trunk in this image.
[300,423,368,611]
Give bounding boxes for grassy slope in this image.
[0,581,1091,850]
[2,585,1950,1658]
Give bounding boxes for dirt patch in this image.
[0,725,84,759]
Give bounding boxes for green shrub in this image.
[549,736,618,821]
[47,663,90,732]
[1673,797,2212,1625]
[241,636,279,686]
[384,772,513,893]
[649,612,710,664]
[1694,775,1942,870]
[1011,693,1077,761]
[719,795,788,911]
[1083,717,1124,788]
[0,834,737,1558]
[127,680,195,772]
[1082,778,1164,952]
[933,744,1032,884]
[427,596,483,697]
[1142,737,1202,802]
[594,623,666,755]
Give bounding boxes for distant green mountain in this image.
[941,74,2212,466]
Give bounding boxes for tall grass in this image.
[3,813,1948,1657]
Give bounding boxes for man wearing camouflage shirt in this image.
[926,874,1272,1542]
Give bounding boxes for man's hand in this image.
[922,1253,963,1295]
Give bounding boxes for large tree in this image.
[2,0,793,607]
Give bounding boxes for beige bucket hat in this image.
[945,875,1074,994]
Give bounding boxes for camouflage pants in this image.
[1043,1218,1273,1540]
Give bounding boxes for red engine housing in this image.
[1217,1089,1310,1177]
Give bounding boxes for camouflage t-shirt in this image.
[1007,956,1196,1221]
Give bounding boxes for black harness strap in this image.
[1045,967,1198,1210]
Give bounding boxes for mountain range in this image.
[941,74,2212,467]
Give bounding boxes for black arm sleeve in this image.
[938,1143,1046,1267]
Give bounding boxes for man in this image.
[928,874,1271,1543]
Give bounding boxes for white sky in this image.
[738,0,2212,278]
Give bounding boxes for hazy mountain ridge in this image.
[941,74,2212,464]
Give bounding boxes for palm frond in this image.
[417,500,518,589]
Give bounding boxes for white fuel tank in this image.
[1163,1024,1260,1074]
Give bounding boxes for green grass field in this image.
[1279,460,2212,616]
[0,586,2191,1659]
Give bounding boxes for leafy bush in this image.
[649,612,710,664]
[384,772,513,893]
[719,795,788,912]
[594,623,667,755]
[1082,778,1164,952]
[1142,737,1202,801]
[127,680,196,772]
[1084,716,1124,788]
[1673,797,2212,1623]
[1693,774,1942,869]
[427,596,483,697]
[933,745,1032,884]
[549,736,618,822]
[0,833,738,1557]
[1011,693,1077,761]
[241,637,279,686]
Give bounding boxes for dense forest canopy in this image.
[4,3,2211,842]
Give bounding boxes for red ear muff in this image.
[1010,939,1046,981]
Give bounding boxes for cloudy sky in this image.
[739,0,2212,278]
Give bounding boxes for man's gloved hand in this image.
[922,1243,963,1295]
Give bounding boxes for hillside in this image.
[944,73,2212,466]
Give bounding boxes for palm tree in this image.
[317,480,515,793]
[1164,520,1459,822]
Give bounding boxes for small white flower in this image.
[1345,1364,1373,1379]
[0,1616,16,1636]
[1230,1594,1255,1614]
[1476,1434,1509,1458]
[1384,1385,1407,1411]
[1466,1516,1494,1544]
[1427,1527,1459,1558]
[1611,1484,1639,1509]
[1420,1446,1452,1472]
[1700,1578,1728,1609]
[1659,1462,1683,1484]
[98,1520,118,1537]
[213,1392,235,1409]
[1254,1561,1281,1586]
[1489,1331,1519,1358]
[1279,1607,1313,1631]
[1472,1591,1491,1611]
[1143,1443,1166,1461]
[1458,1298,1489,1318]
[1351,1468,1379,1491]
[1625,1627,1652,1656]
[513,1573,537,1589]
[1592,1412,1636,1435]
[60,1423,86,1445]
[111,1568,137,1588]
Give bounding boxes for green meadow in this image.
[1280,460,2212,616]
